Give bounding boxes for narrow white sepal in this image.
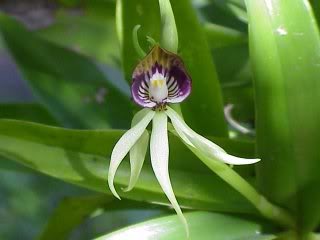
[150,112,189,237]
[131,108,151,126]
[123,131,149,192]
[108,109,155,199]
[122,108,150,192]
[166,107,260,165]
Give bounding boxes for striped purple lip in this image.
[131,45,192,109]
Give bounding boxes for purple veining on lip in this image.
[131,72,156,108]
[131,45,192,108]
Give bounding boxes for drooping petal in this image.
[131,45,191,107]
[108,109,155,199]
[123,131,149,192]
[166,107,260,165]
[123,109,150,192]
[150,112,189,236]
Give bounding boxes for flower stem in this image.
[211,162,295,228]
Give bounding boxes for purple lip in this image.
[131,45,192,108]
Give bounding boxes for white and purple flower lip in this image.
[131,45,192,109]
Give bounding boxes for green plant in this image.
[0,0,319,239]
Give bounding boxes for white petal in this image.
[131,108,151,126]
[123,130,149,192]
[150,112,189,236]
[108,109,155,199]
[122,108,150,192]
[166,107,260,165]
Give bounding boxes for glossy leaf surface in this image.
[246,0,320,232]
[95,211,274,240]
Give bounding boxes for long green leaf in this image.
[310,0,320,27]
[0,156,33,173]
[199,0,247,32]
[0,103,58,172]
[95,211,274,240]
[204,23,247,49]
[246,0,320,232]
[0,119,256,214]
[210,0,248,23]
[0,13,131,129]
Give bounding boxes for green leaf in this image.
[272,232,320,240]
[0,156,33,173]
[94,211,274,240]
[0,13,131,129]
[214,44,250,88]
[0,119,256,215]
[0,103,53,173]
[118,0,228,136]
[204,22,247,49]
[310,0,320,27]
[199,0,247,32]
[211,0,248,23]
[0,103,58,125]
[246,0,320,232]
[38,195,112,240]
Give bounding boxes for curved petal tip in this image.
[218,152,261,165]
[107,110,155,200]
[121,186,131,192]
[150,112,190,237]
[166,107,260,166]
[108,176,121,200]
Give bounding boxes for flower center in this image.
[149,70,168,103]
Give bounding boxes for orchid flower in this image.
[108,45,260,235]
